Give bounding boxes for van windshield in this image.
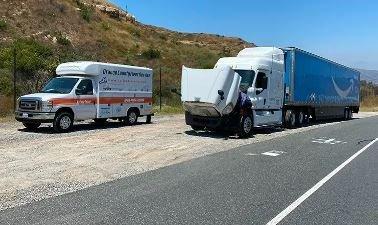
[41,77,79,94]
[235,70,255,92]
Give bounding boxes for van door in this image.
[75,79,97,120]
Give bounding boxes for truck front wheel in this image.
[53,112,73,133]
[238,115,253,138]
[22,122,41,130]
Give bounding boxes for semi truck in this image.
[15,62,154,132]
[181,47,360,137]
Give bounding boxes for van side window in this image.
[255,72,268,89]
[77,79,94,95]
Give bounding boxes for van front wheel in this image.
[53,112,73,133]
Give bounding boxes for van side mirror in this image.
[218,90,225,100]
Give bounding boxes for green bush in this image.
[101,22,111,31]
[75,0,93,22]
[0,19,7,31]
[56,34,71,46]
[141,48,161,60]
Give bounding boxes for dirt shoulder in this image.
[0,112,377,210]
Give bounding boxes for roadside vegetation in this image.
[360,80,378,111]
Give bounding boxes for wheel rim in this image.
[290,114,296,127]
[129,112,137,124]
[60,115,71,130]
[243,117,252,133]
[299,112,304,124]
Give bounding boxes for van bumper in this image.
[15,111,55,123]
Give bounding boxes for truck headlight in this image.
[222,103,234,115]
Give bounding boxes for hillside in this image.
[357,69,378,84]
[0,0,254,111]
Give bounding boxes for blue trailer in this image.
[282,47,360,120]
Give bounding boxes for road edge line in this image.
[266,138,378,225]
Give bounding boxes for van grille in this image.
[19,99,41,111]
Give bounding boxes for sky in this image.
[109,0,378,70]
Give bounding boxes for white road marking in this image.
[262,151,287,157]
[312,137,347,145]
[246,153,258,156]
[266,138,378,225]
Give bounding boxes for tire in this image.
[295,111,304,127]
[146,115,152,124]
[125,109,138,125]
[191,125,205,131]
[285,110,296,128]
[238,115,253,138]
[22,122,41,130]
[349,109,353,120]
[94,118,107,126]
[53,112,73,133]
[344,108,349,120]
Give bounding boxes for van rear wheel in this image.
[125,110,138,125]
[53,112,73,133]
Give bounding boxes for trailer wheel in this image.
[349,109,353,120]
[22,122,41,130]
[285,110,296,128]
[53,112,73,133]
[125,109,138,125]
[238,115,253,138]
[344,108,349,120]
[296,111,304,127]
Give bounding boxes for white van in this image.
[15,61,154,132]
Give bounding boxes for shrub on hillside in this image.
[75,0,93,22]
[141,48,161,60]
[56,34,71,46]
[0,19,7,31]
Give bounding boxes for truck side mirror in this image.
[255,88,264,95]
[218,90,225,100]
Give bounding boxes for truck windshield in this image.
[41,77,79,94]
[235,70,255,91]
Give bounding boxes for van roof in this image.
[56,61,153,76]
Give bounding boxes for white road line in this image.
[266,138,378,225]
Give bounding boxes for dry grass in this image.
[0,96,13,117]
[361,96,378,112]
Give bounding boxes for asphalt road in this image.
[1,116,377,225]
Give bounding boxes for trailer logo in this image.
[332,77,354,98]
[99,77,108,84]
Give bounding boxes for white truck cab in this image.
[15,61,154,132]
[181,47,285,137]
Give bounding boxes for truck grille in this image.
[19,99,40,111]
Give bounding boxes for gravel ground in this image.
[0,112,377,210]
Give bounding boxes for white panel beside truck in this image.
[15,62,154,132]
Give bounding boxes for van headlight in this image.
[42,100,53,109]
[222,103,234,115]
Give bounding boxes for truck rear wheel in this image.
[22,122,41,130]
[238,115,253,138]
[53,112,73,133]
[285,110,296,128]
[146,115,152,124]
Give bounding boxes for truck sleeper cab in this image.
[15,61,154,132]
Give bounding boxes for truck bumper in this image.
[185,112,224,129]
[15,111,55,123]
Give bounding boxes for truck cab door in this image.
[74,79,97,120]
[253,71,269,109]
